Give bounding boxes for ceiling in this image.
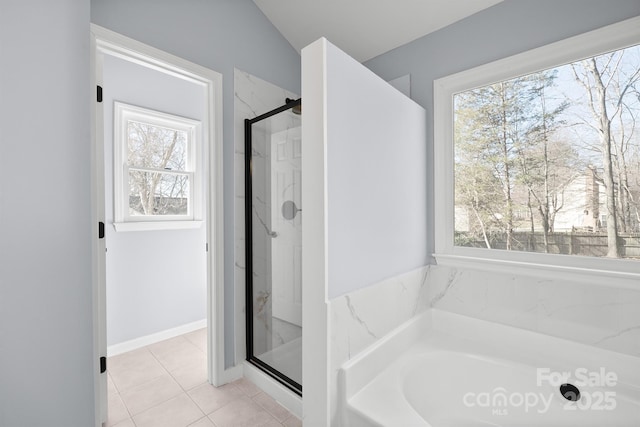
[253,0,504,63]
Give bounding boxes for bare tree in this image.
[128,121,188,215]
[572,50,640,257]
[517,70,576,252]
[455,79,529,250]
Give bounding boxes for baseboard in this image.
[107,319,207,357]
[243,361,303,419]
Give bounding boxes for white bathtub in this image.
[339,309,640,427]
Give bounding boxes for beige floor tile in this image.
[148,335,192,358]
[184,328,207,352]
[188,382,244,415]
[111,419,136,427]
[106,390,130,427]
[170,358,208,390]
[120,373,183,415]
[232,377,262,397]
[252,392,292,422]
[282,414,302,427]
[108,348,156,373]
[108,372,118,395]
[208,396,277,427]
[109,349,167,392]
[133,393,204,427]
[109,359,166,392]
[188,416,215,427]
[154,342,206,373]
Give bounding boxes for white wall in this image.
[0,1,95,425]
[103,54,207,346]
[325,42,428,299]
[302,38,428,426]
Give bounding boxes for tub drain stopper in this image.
[560,383,581,402]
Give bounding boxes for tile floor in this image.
[106,328,302,427]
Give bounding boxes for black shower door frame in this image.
[244,98,302,396]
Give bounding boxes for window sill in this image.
[113,221,203,232]
[433,252,640,290]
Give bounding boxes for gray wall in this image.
[91,0,302,366]
[364,0,640,259]
[103,54,207,346]
[0,1,95,426]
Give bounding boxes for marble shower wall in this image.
[234,69,299,361]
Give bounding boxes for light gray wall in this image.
[103,54,207,346]
[325,42,428,298]
[91,0,301,366]
[364,0,640,259]
[0,1,95,426]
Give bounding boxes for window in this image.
[434,17,640,277]
[114,102,202,230]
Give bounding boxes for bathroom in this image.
[2,1,640,426]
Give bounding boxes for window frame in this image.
[113,102,203,231]
[433,16,640,285]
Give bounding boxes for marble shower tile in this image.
[234,69,298,363]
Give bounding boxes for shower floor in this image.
[256,337,302,386]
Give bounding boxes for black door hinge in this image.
[97,85,103,103]
[99,222,105,239]
[100,356,107,374]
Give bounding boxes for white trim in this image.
[113,101,203,224]
[113,220,203,232]
[301,38,330,427]
[90,24,226,417]
[243,362,303,419]
[90,31,108,427]
[433,16,640,284]
[107,319,207,357]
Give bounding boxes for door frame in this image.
[90,24,226,424]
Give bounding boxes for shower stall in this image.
[245,98,302,395]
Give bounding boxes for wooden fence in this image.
[455,231,640,258]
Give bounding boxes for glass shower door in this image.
[245,99,302,394]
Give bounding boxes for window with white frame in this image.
[114,102,201,229]
[434,17,640,275]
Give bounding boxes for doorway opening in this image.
[91,24,225,424]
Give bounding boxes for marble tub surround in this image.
[328,265,430,424]
[327,262,640,424]
[426,264,640,357]
[233,69,298,362]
